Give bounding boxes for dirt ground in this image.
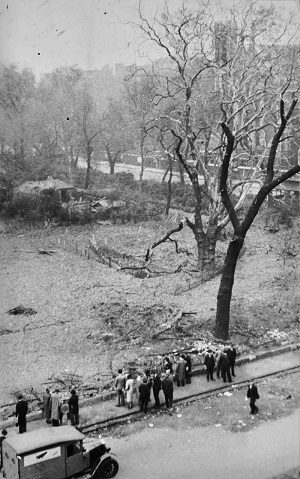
[0,216,299,407]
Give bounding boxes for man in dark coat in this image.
[16,394,28,434]
[247,382,259,414]
[204,350,216,381]
[161,373,174,408]
[226,344,237,377]
[68,389,79,426]
[184,354,192,384]
[0,429,7,470]
[152,372,162,408]
[217,350,232,383]
[175,356,187,387]
[42,388,51,424]
[139,377,151,413]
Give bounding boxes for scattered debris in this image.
[263,329,290,343]
[0,328,13,336]
[38,249,56,255]
[7,305,37,316]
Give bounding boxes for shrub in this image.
[6,191,61,222]
[262,193,299,231]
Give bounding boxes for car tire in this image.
[93,457,119,478]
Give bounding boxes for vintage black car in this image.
[2,425,119,479]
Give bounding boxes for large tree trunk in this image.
[214,236,244,340]
[192,229,218,269]
[202,227,219,268]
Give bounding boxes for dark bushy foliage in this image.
[110,189,164,224]
[263,193,299,231]
[171,183,195,210]
[6,191,61,222]
[73,168,135,190]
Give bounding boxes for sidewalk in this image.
[2,348,299,436]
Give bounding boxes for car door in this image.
[65,441,87,477]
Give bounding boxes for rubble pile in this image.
[88,302,183,343]
[263,329,290,344]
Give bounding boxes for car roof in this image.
[4,426,84,455]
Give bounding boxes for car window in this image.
[67,441,81,457]
[24,447,61,466]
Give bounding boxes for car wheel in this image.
[94,458,119,478]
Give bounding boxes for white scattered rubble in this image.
[263,329,290,343]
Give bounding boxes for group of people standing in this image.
[114,347,235,415]
[115,366,175,414]
[42,388,79,427]
[113,345,259,415]
[114,353,192,414]
[11,345,258,440]
[204,344,237,383]
[14,388,80,435]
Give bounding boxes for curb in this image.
[1,342,299,429]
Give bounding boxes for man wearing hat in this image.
[204,350,216,382]
[139,377,151,413]
[15,394,28,434]
[217,349,232,383]
[247,382,260,414]
[42,388,51,424]
[175,355,187,387]
[161,373,174,408]
[226,344,237,377]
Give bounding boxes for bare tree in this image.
[121,75,157,183]
[136,1,299,269]
[215,98,299,340]
[0,65,35,162]
[72,84,103,189]
[36,67,85,182]
[100,99,131,174]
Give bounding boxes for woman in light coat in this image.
[50,389,62,427]
[125,373,135,409]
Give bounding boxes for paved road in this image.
[107,409,300,479]
[78,159,188,183]
[78,159,300,193]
